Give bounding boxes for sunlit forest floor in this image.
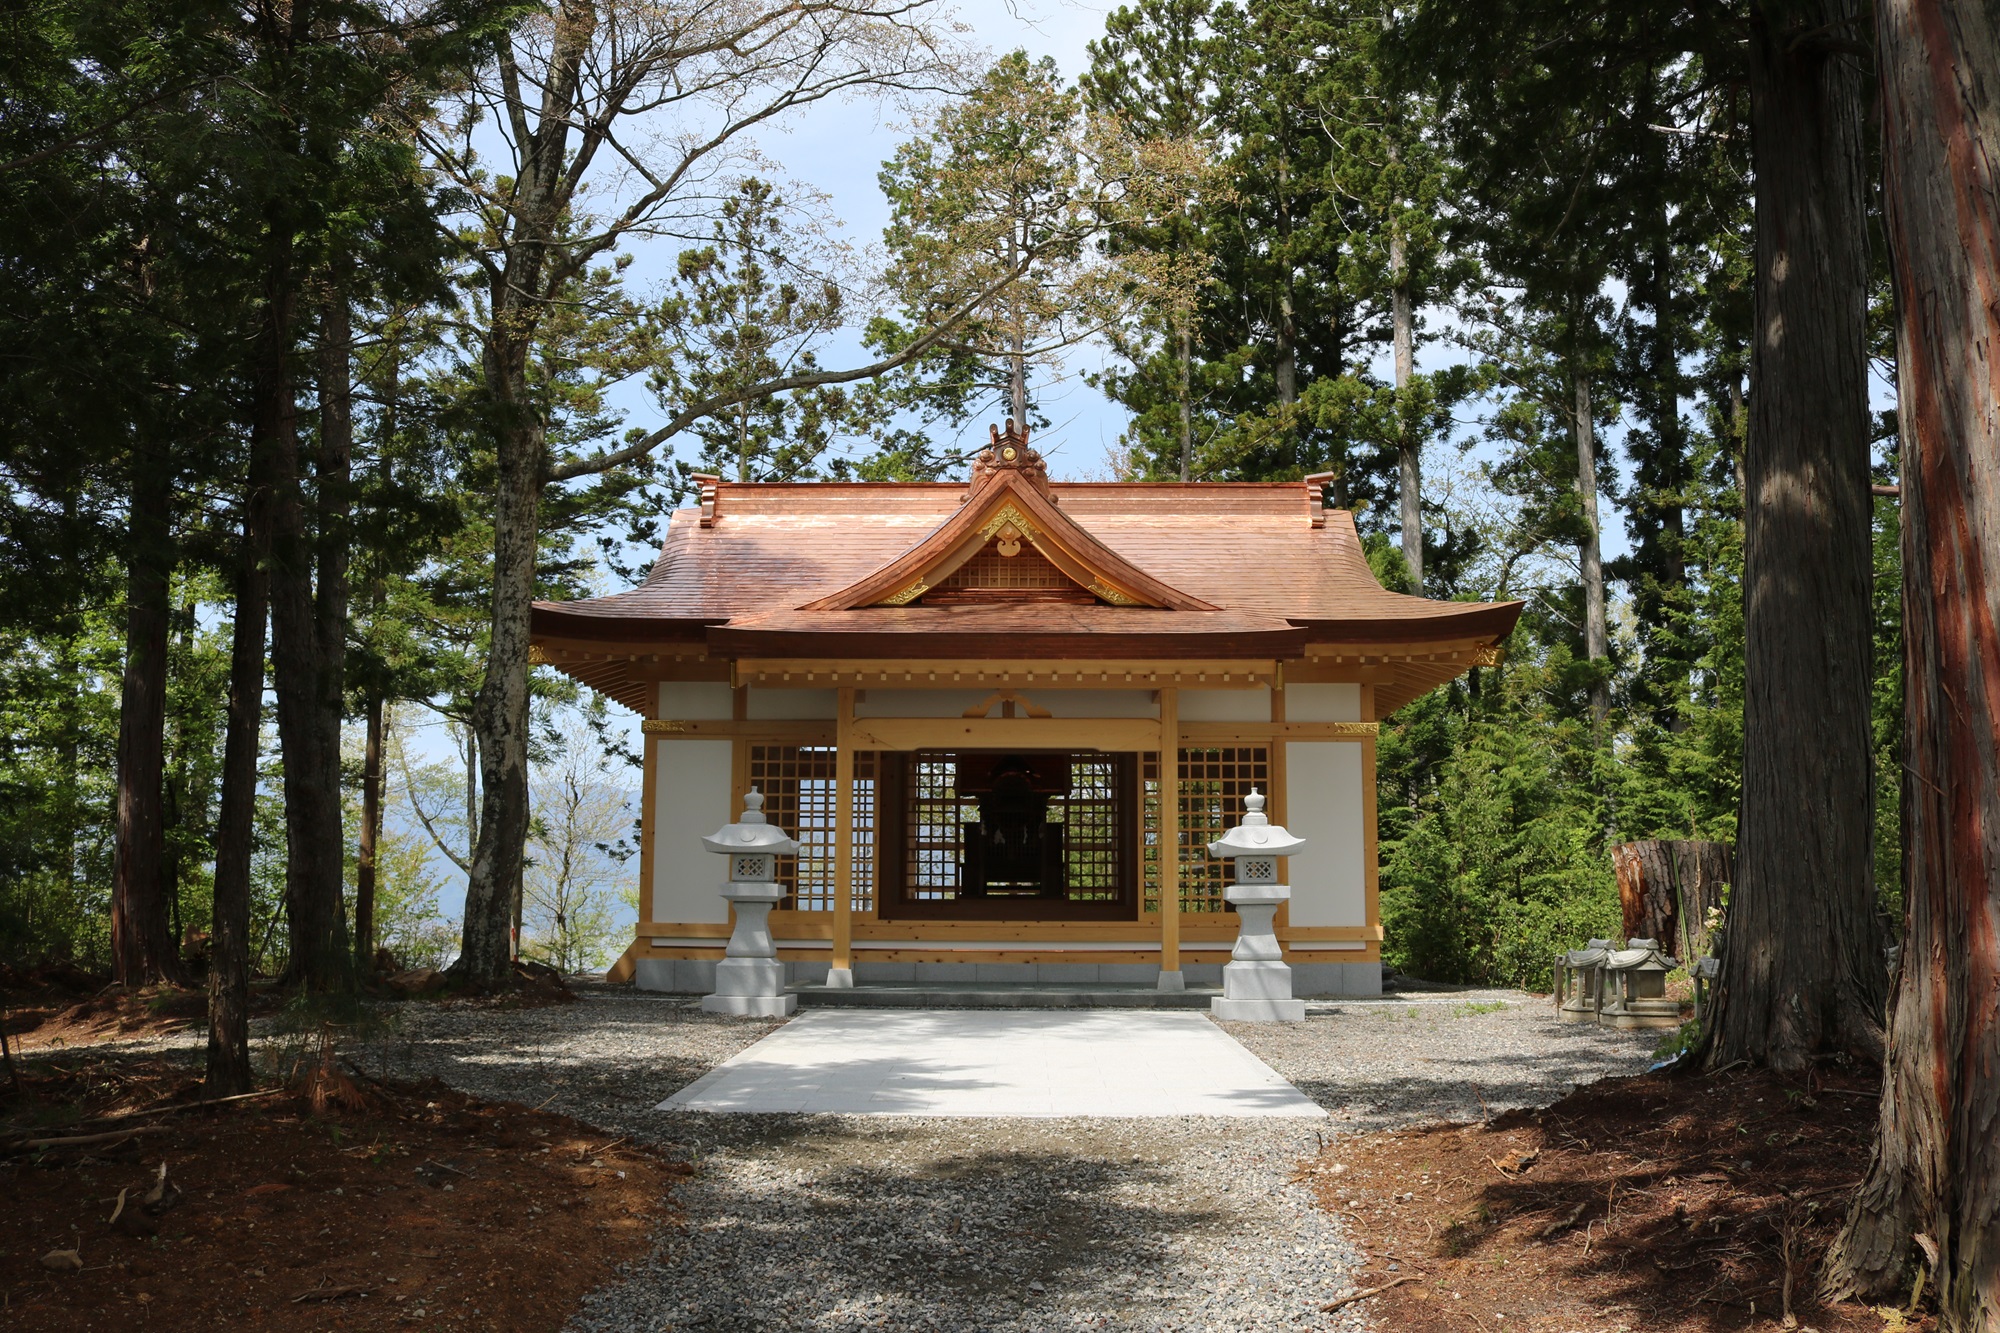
[1303,1063,1918,1332]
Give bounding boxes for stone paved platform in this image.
[658,1009,1329,1118]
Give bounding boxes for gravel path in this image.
[347,988,1656,1333]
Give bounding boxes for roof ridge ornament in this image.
[971,419,1051,496]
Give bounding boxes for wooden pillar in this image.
[831,685,856,988]
[1158,686,1183,990]
[1271,677,1288,923]
[1361,684,1379,957]
[639,732,659,932]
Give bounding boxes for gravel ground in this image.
[338,987,1657,1333]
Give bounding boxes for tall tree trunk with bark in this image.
[1177,322,1193,483]
[313,279,353,951]
[1574,367,1610,732]
[110,449,180,985]
[1822,2,2000,1320]
[1646,215,1691,733]
[453,13,583,987]
[268,272,349,990]
[1704,0,1885,1073]
[208,263,287,1095]
[354,695,383,969]
[461,335,543,985]
[1392,227,1420,589]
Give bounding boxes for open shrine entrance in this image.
[879,750,1139,920]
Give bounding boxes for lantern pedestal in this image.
[701,883,796,1017]
[1210,886,1307,1022]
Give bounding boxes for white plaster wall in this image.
[1283,740,1367,927]
[854,688,1159,718]
[1039,689,1158,718]
[745,688,838,719]
[658,682,733,719]
[1286,682,1362,722]
[650,739,734,925]
[1178,687,1272,722]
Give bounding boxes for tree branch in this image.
[544,253,1035,481]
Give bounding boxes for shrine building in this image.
[531,425,1521,996]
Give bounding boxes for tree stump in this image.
[1610,840,1734,961]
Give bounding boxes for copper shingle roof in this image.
[535,479,1516,642]
[534,434,1520,710]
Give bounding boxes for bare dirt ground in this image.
[1299,1060,1918,1333]
[0,965,677,1333]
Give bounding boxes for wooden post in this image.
[638,732,658,932]
[1158,686,1182,990]
[831,685,856,988]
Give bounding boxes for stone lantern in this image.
[1205,789,1307,1023]
[698,789,799,1018]
[1596,938,1679,1029]
[1555,939,1616,1022]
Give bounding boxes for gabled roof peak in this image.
[801,424,1218,613]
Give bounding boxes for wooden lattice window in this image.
[888,750,1131,903]
[921,539,1092,604]
[1143,746,1271,913]
[748,745,876,912]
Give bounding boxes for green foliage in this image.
[0,565,122,961]
[1378,669,1621,989]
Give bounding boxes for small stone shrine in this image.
[1596,938,1679,1029]
[1555,939,1616,1022]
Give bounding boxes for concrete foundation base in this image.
[1155,969,1186,992]
[701,993,798,1018]
[1211,997,1307,1022]
[631,957,1383,998]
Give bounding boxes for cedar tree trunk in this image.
[110,449,181,985]
[268,277,349,990]
[1177,322,1193,483]
[313,280,354,954]
[1392,229,1421,590]
[1822,2,2000,1321]
[1705,0,1885,1072]
[354,693,383,969]
[1574,368,1609,731]
[207,266,287,1096]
